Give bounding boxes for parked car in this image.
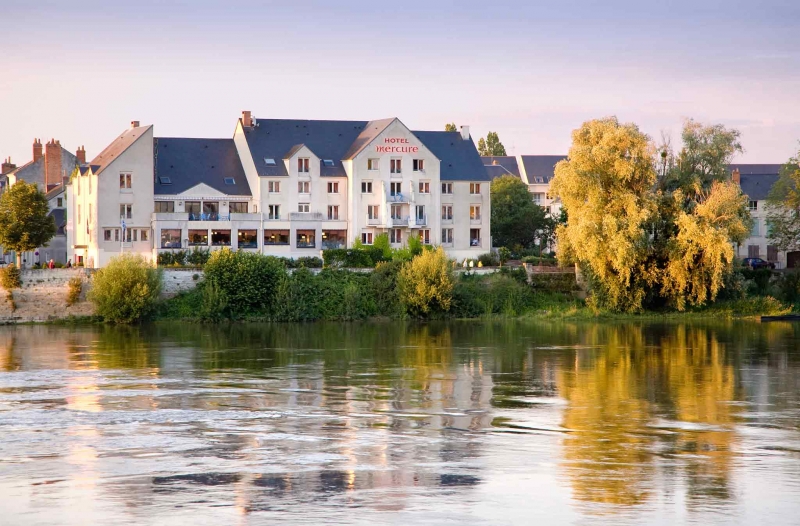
[743,257,775,270]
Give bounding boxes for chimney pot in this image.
[76,145,86,164]
[460,125,470,141]
[732,168,741,185]
[242,111,253,128]
[32,138,43,163]
[131,121,140,129]
[1,157,16,175]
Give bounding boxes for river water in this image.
[1,321,799,525]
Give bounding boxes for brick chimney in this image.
[33,138,43,163]
[242,110,253,128]
[1,157,16,175]
[76,145,86,164]
[732,168,741,185]
[44,139,63,191]
[131,121,140,129]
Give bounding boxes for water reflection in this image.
[1,321,800,524]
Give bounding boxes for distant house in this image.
[482,155,566,216]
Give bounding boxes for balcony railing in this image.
[441,216,453,224]
[470,217,482,225]
[189,213,230,221]
[389,216,409,227]
[289,212,325,221]
[297,241,317,248]
[388,192,410,203]
[367,217,382,225]
[322,241,346,250]
[412,215,427,227]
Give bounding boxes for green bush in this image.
[521,255,558,266]
[740,268,774,296]
[498,247,511,265]
[451,274,534,317]
[0,265,21,289]
[186,247,211,266]
[323,249,374,268]
[200,280,228,321]
[374,233,392,260]
[66,276,82,306]
[204,249,285,316]
[274,268,376,321]
[370,260,404,317]
[398,247,454,317]
[478,252,500,267]
[88,254,162,323]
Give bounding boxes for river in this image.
[1,321,799,525]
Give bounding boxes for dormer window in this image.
[322,159,335,167]
[224,177,236,185]
[158,176,172,185]
[264,158,276,166]
[298,158,310,173]
[534,177,544,183]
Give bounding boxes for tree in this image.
[765,148,800,252]
[0,180,56,267]
[398,247,454,317]
[490,175,548,249]
[88,254,162,323]
[478,131,507,156]
[445,123,457,132]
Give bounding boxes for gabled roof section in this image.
[481,156,520,177]
[9,147,79,189]
[283,143,312,160]
[154,138,251,196]
[412,131,489,182]
[520,155,567,184]
[90,125,152,175]
[243,118,369,177]
[343,118,396,160]
[484,164,513,180]
[729,164,783,201]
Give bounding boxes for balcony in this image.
[322,241,346,250]
[387,192,410,203]
[366,217,382,226]
[389,216,409,227]
[411,215,427,227]
[441,217,453,224]
[470,217,482,225]
[289,212,325,221]
[189,213,230,221]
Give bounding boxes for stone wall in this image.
[161,269,204,297]
[0,268,94,323]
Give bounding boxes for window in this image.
[155,201,174,213]
[418,181,430,193]
[470,183,481,194]
[237,229,258,248]
[104,229,112,241]
[367,159,379,170]
[442,205,453,220]
[390,158,402,174]
[413,159,425,172]
[748,245,760,258]
[77,204,81,224]
[368,205,380,221]
[120,204,132,219]
[264,158,276,166]
[132,229,138,242]
[211,230,231,246]
[268,181,281,193]
[327,182,339,193]
[751,219,760,237]
[224,177,236,186]
[57,197,63,207]
[442,228,453,244]
[532,193,544,205]
[203,202,219,218]
[391,204,403,220]
[545,192,551,200]
[416,205,425,221]
[298,203,310,213]
[89,204,92,223]
[420,229,431,244]
[322,159,335,167]
[768,245,778,262]
[441,182,453,194]
[749,200,758,211]
[114,229,119,242]
[230,202,248,214]
[470,205,481,220]
[268,205,280,220]
[188,230,209,246]
[470,228,481,247]
[120,173,132,189]
[390,182,402,197]
[298,181,310,194]
[160,229,181,248]
[361,181,373,193]
[534,177,544,183]
[264,230,290,245]
[297,229,315,248]
[298,158,310,173]
[328,205,339,220]
[322,230,347,249]
[390,228,402,244]
[361,231,374,245]
[158,176,172,185]
[185,201,201,216]
[141,229,148,242]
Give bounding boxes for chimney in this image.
[492,159,498,165]
[1,157,16,175]
[732,168,741,185]
[44,139,63,191]
[242,110,253,128]
[460,125,470,141]
[76,145,86,164]
[33,138,43,163]
[131,121,140,129]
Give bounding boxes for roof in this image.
[45,184,65,201]
[728,164,783,176]
[48,208,66,228]
[729,164,783,201]
[90,125,152,175]
[412,131,490,182]
[520,155,567,184]
[8,147,78,190]
[481,156,520,177]
[243,119,369,177]
[154,138,251,196]
[343,118,396,160]
[484,164,513,180]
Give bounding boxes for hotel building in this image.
[67,113,491,267]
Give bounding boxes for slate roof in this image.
[8,147,78,190]
[49,208,66,229]
[729,163,783,201]
[243,119,369,177]
[90,125,152,175]
[343,118,396,160]
[154,138,251,196]
[481,156,520,177]
[45,184,65,201]
[412,131,490,182]
[485,164,513,180]
[520,155,567,184]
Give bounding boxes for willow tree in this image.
[551,117,658,312]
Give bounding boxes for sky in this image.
[1,0,799,165]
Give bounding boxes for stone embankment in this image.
[0,269,94,323]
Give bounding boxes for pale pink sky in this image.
[1,0,799,165]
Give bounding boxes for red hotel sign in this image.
[376,137,419,154]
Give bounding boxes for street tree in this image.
[490,175,548,250]
[765,148,800,252]
[0,180,56,267]
[478,131,507,156]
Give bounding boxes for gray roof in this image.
[729,164,782,176]
[484,164,513,181]
[729,164,782,201]
[90,125,151,175]
[343,118,396,160]
[45,184,65,201]
[9,147,78,191]
[411,131,489,181]
[520,155,567,184]
[154,138,251,196]
[481,156,520,177]
[48,208,66,228]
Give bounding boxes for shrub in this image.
[478,252,500,267]
[88,254,162,323]
[370,260,404,316]
[398,247,454,317]
[498,247,511,266]
[521,255,558,266]
[323,248,374,268]
[0,265,21,289]
[451,274,534,317]
[54,261,64,268]
[66,276,82,306]
[373,233,392,260]
[6,290,15,312]
[203,248,285,316]
[200,280,228,321]
[186,247,211,266]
